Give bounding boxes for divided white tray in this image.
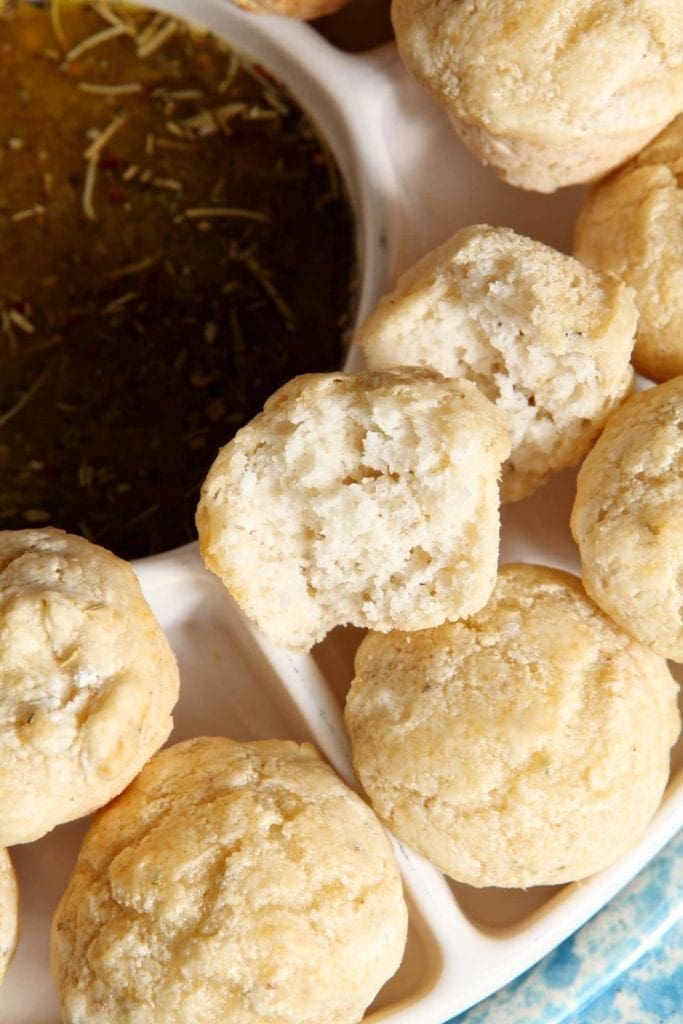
[2,3,681,1021]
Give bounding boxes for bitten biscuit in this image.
[356,226,636,502]
[391,0,683,192]
[571,378,683,661]
[0,849,18,986]
[52,737,408,1024]
[197,368,510,651]
[0,528,180,846]
[345,564,680,888]
[575,114,683,382]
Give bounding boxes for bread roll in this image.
[345,563,680,887]
[229,0,349,19]
[197,368,510,650]
[52,736,408,1024]
[0,848,18,987]
[357,225,636,501]
[0,528,179,845]
[391,0,683,192]
[575,114,683,382]
[571,377,683,660]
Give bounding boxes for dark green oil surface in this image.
[0,1,357,558]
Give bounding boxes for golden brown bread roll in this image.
[52,737,408,1024]
[345,564,680,887]
[575,114,683,382]
[0,528,179,846]
[391,0,683,192]
[571,378,683,661]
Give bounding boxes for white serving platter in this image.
[1,3,682,1022]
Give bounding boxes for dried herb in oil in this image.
[0,0,357,558]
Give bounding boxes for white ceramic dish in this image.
[2,3,682,1022]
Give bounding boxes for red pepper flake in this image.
[104,183,127,203]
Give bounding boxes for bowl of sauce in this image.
[0,0,369,558]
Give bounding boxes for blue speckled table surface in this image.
[448,830,683,1024]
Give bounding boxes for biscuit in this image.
[0,848,18,986]
[344,564,680,888]
[197,368,510,651]
[391,0,683,192]
[571,378,683,661]
[52,736,408,1024]
[0,528,180,846]
[356,225,637,502]
[575,114,683,382]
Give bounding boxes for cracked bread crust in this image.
[0,848,18,985]
[571,378,683,660]
[0,528,179,846]
[356,225,636,501]
[344,563,680,888]
[51,737,408,1024]
[391,0,683,192]
[197,368,510,651]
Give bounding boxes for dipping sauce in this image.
[0,0,357,558]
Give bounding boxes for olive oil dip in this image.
[0,0,357,558]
